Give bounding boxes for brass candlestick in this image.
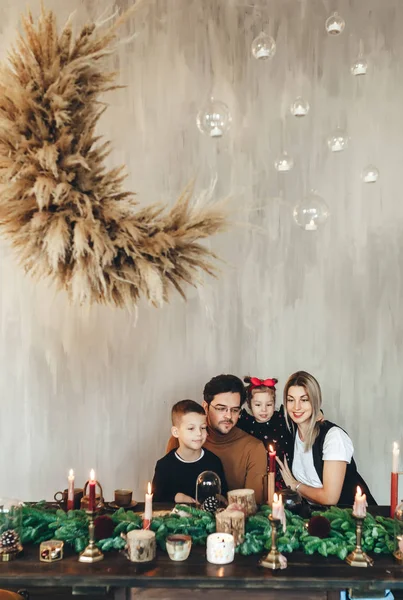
[260,515,287,570]
[78,510,104,563]
[345,514,373,567]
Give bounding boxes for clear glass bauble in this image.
[290,96,310,117]
[361,165,379,183]
[351,57,368,76]
[196,98,232,138]
[393,500,403,563]
[293,191,330,231]
[251,32,276,60]
[274,151,294,172]
[325,12,345,35]
[196,471,222,513]
[327,129,349,152]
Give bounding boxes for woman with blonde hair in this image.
[276,371,376,506]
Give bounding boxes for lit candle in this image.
[67,469,75,511]
[268,445,276,473]
[353,485,367,518]
[272,492,286,532]
[391,442,400,517]
[143,482,153,530]
[393,442,400,473]
[88,469,96,512]
[305,219,317,231]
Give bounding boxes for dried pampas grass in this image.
[0,5,228,309]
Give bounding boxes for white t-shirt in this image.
[292,427,354,488]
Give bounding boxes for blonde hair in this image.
[283,371,322,451]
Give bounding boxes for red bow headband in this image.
[250,377,277,389]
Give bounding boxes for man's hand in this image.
[174,493,195,504]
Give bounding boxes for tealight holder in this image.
[40,540,64,562]
[345,514,373,567]
[78,510,104,563]
[260,515,287,570]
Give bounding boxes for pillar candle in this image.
[272,492,286,532]
[268,445,276,473]
[88,469,96,512]
[353,486,367,518]
[143,482,153,529]
[391,442,400,517]
[67,469,75,511]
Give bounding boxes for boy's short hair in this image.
[171,399,206,426]
[203,374,246,406]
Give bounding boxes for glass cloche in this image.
[0,498,23,561]
[196,471,222,513]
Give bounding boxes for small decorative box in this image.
[40,540,64,562]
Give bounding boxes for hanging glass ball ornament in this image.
[196,98,232,138]
[251,32,276,60]
[325,12,345,35]
[351,56,368,76]
[274,151,294,172]
[290,96,310,117]
[361,165,379,183]
[327,129,349,152]
[293,191,330,231]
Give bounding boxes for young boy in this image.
[152,399,227,503]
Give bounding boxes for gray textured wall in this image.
[0,0,401,504]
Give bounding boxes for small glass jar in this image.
[196,471,222,513]
[394,500,403,563]
[0,498,23,561]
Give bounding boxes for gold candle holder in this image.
[259,515,286,570]
[78,510,104,563]
[345,514,374,567]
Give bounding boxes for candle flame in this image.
[273,493,278,502]
[90,469,95,481]
[147,481,151,494]
[394,441,400,452]
[357,486,362,496]
[69,469,74,477]
[269,445,274,452]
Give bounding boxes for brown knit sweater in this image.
[166,426,267,504]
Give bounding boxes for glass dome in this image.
[196,98,232,138]
[196,471,222,513]
[0,498,23,561]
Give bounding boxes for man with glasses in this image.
[166,374,267,504]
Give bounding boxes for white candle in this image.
[305,219,317,231]
[144,481,153,521]
[272,493,286,532]
[353,485,367,517]
[393,442,400,474]
[67,469,74,511]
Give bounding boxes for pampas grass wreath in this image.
[0,4,228,309]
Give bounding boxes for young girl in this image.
[276,371,376,506]
[237,376,293,489]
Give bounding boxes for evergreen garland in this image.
[20,503,395,560]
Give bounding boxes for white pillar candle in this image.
[272,493,286,532]
[353,486,367,517]
[67,469,75,511]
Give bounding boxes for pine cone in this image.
[0,529,20,552]
[202,496,219,513]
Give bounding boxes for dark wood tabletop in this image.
[0,504,400,593]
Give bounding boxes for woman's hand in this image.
[276,456,300,491]
[174,493,195,504]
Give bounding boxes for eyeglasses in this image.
[209,405,241,415]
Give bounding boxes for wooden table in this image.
[0,505,402,600]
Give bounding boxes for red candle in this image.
[269,445,276,473]
[67,469,75,511]
[88,469,96,512]
[391,442,400,518]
